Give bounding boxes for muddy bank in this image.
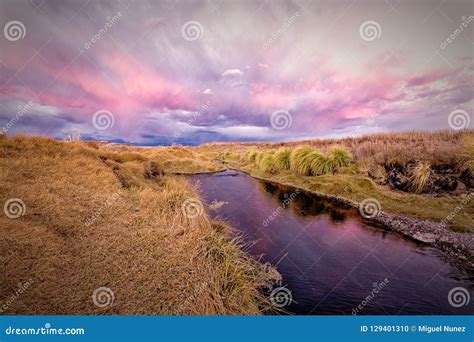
[370,160,473,195]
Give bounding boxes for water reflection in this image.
[259,180,354,224]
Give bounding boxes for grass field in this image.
[0,135,279,314]
[194,131,473,231]
[102,130,473,231]
[1,131,472,314]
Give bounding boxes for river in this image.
[188,170,473,315]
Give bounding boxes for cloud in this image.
[0,0,472,145]
[221,69,243,78]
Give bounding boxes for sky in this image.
[0,0,473,145]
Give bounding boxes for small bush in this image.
[273,148,291,170]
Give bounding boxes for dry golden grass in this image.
[200,130,473,166]
[140,146,222,174]
[409,162,431,194]
[0,136,279,315]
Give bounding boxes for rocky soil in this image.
[374,212,474,269]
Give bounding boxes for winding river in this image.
[188,170,473,315]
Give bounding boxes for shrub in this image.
[273,148,292,170]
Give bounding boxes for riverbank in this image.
[0,136,279,314]
[231,168,474,268]
[96,131,474,267]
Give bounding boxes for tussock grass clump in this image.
[245,150,258,163]
[255,152,264,165]
[310,153,334,175]
[272,148,292,170]
[331,146,352,168]
[409,162,431,193]
[258,152,275,172]
[249,146,353,176]
[290,146,317,175]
